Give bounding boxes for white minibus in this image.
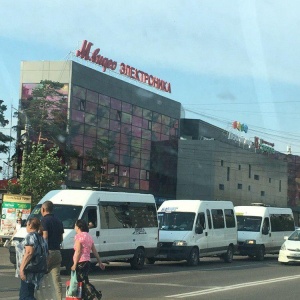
[235,205,295,260]
[155,200,237,266]
[9,189,158,270]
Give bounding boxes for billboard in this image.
[0,194,31,237]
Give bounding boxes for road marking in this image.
[166,274,300,298]
[88,262,260,283]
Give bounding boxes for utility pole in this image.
[6,105,13,178]
[19,116,29,181]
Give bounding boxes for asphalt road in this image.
[1,246,300,299]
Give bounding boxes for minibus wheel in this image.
[223,245,234,263]
[187,247,199,266]
[130,248,145,270]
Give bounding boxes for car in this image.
[278,229,300,264]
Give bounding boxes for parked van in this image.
[9,189,158,270]
[155,200,237,266]
[235,204,295,260]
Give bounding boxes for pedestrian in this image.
[71,219,105,300]
[16,217,48,300]
[41,200,64,300]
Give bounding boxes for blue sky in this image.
[1,0,300,173]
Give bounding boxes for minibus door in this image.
[195,212,208,254]
[261,217,272,251]
[81,206,100,251]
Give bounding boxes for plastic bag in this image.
[66,270,79,297]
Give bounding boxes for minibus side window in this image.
[270,214,295,231]
[196,212,206,231]
[82,207,98,228]
[211,209,225,229]
[206,209,212,229]
[262,218,270,235]
[100,202,158,229]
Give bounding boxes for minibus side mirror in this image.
[195,225,203,234]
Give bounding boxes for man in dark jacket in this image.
[41,200,64,300]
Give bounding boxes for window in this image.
[248,185,251,191]
[114,165,119,175]
[249,164,251,178]
[221,160,224,166]
[238,183,242,189]
[269,178,272,183]
[227,167,230,181]
[196,212,206,229]
[80,99,85,111]
[254,175,259,180]
[224,209,236,228]
[237,216,262,232]
[206,209,212,229]
[261,191,265,196]
[77,158,83,170]
[157,212,195,231]
[211,209,225,229]
[30,204,82,230]
[81,207,98,228]
[238,165,241,170]
[100,201,158,229]
[279,180,282,192]
[219,184,224,190]
[270,214,294,231]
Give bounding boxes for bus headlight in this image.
[245,240,256,245]
[173,240,187,246]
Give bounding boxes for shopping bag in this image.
[66,270,79,296]
[66,271,82,300]
[66,281,83,300]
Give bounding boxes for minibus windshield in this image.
[237,216,262,232]
[29,204,82,229]
[158,212,195,231]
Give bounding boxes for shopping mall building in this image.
[18,50,290,209]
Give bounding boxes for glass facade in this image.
[20,83,69,144]
[69,84,179,191]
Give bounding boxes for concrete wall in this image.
[177,140,288,207]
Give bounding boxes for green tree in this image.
[18,143,67,206]
[84,139,115,188]
[0,100,13,154]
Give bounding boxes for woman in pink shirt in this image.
[71,219,105,300]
